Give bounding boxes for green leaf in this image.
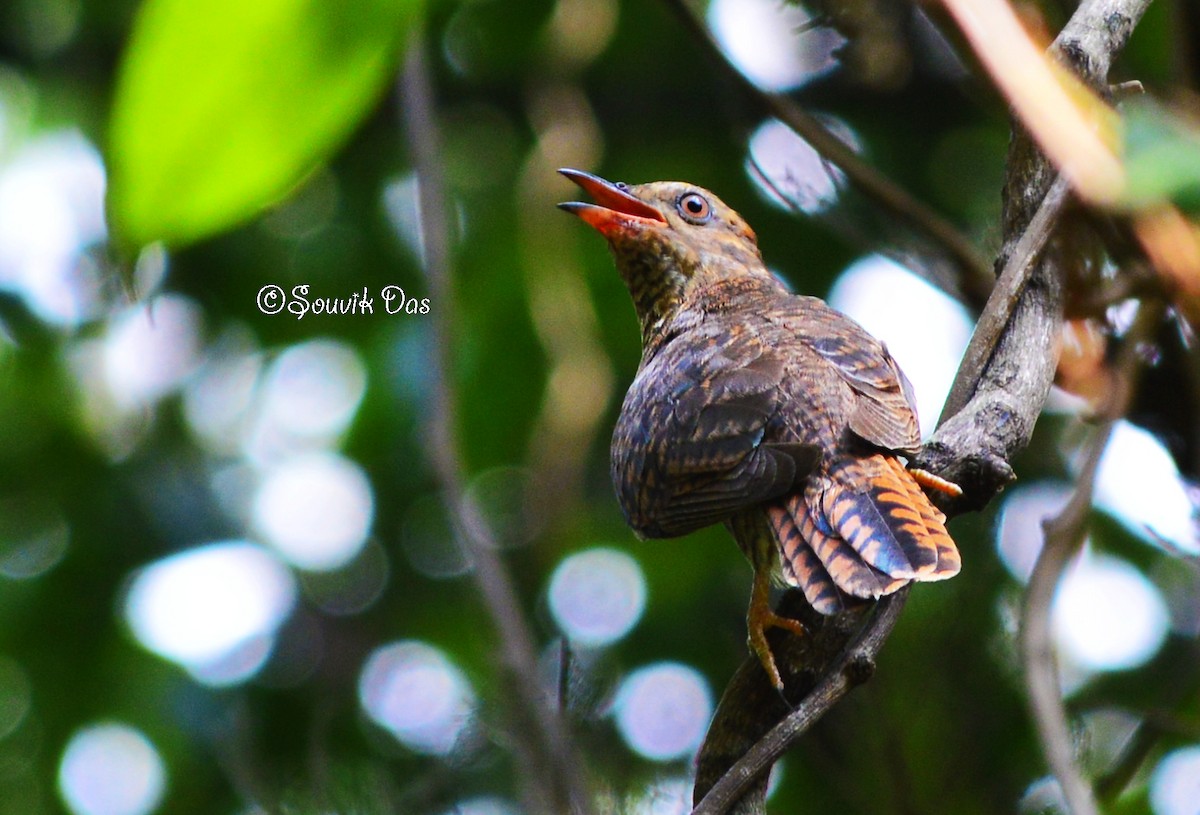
[1121,98,1200,214]
[108,0,420,249]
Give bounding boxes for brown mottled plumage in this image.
[558,169,961,690]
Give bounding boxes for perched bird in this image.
[559,169,962,690]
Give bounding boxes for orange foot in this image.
[747,569,806,692]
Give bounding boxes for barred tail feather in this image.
[767,504,847,613]
[817,484,910,582]
[885,457,961,580]
[768,454,961,615]
[769,495,904,605]
[792,494,900,599]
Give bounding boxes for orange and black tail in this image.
[768,455,959,614]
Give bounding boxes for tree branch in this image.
[913,0,1153,514]
[691,0,1155,811]
[400,34,592,815]
[945,1,1154,811]
[692,592,905,814]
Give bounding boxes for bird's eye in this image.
[677,192,712,223]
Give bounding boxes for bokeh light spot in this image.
[359,641,475,755]
[462,466,537,548]
[103,295,204,410]
[614,663,713,761]
[183,331,262,455]
[995,482,1072,583]
[1150,745,1200,815]
[548,547,646,647]
[57,723,165,815]
[0,130,106,327]
[261,169,340,240]
[0,493,69,580]
[300,541,390,616]
[1092,420,1198,553]
[256,338,366,445]
[748,117,858,215]
[382,173,424,264]
[628,777,692,815]
[828,255,973,435]
[400,494,472,579]
[708,0,843,91]
[1052,553,1169,673]
[124,541,296,684]
[439,797,519,815]
[1020,776,1066,814]
[252,452,374,571]
[17,0,82,56]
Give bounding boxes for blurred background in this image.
[1,0,1198,813]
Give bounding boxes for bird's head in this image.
[558,169,771,342]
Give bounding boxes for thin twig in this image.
[659,0,995,307]
[746,153,969,303]
[1019,302,1163,815]
[1094,718,1165,802]
[1099,715,1166,801]
[400,34,592,815]
[1095,703,1200,801]
[939,175,1073,424]
[1022,430,1111,815]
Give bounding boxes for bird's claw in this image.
[748,603,806,692]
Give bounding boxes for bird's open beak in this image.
[557,168,667,236]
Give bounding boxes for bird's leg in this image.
[747,559,807,692]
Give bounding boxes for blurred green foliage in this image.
[1122,98,1200,214]
[108,0,420,248]
[0,1,1198,815]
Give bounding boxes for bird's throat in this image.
[612,247,690,349]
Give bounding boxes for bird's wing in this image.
[613,322,821,538]
[773,297,922,453]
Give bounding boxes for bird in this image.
[558,168,963,691]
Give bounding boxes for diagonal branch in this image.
[659,0,995,307]
[1096,672,1200,802]
[400,33,592,815]
[937,175,1072,425]
[692,591,906,815]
